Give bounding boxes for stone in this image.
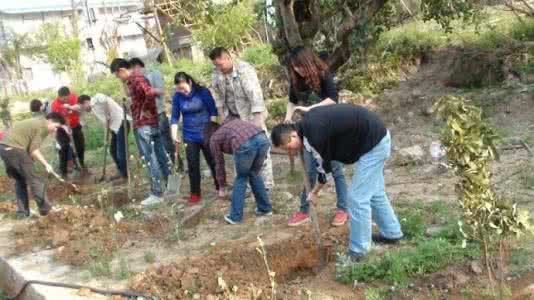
[407,111,415,119]
[193,294,201,300]
[470,261,483,275]
[397,145,425,165]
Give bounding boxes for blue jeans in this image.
[158,113,176,164]
[110,123,129,178]
[229,133,272,222]
[134,125,171,197]
[348,131,403,255]
[300,149,348,213]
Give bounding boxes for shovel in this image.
[99,104,112,183]
[49,169,80,193]
[98,125,111,183]
[166,144,184,195]
[299,150,326,272]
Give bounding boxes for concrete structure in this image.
[0,0,149,94]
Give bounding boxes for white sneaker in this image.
[141,195,164,207]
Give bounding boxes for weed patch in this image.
[336,239,479,285]
[116,257,132,280]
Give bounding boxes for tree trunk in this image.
[276,0,303,48]
[326,0,388,72]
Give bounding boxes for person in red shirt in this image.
[51,86,86,176]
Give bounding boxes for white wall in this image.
[1,2,149,92]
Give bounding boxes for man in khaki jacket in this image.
[209,47,273,191]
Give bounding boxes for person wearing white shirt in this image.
[78,94,131,181]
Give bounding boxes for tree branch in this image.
[277,0,303,47]
[327,0,388,72]
[299,0,321,40]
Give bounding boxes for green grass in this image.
[335,238,480,285]
[86,257,113,278]
[398,209,426,240]
[115,257,132,280]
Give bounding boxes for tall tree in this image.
[271,0,481,72]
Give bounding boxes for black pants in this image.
[0,145,48,215]
[185,142,219,195]
[57,125,85,176]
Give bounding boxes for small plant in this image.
[168,222,184,242]
[87,257,112,278]
[434,95,532,298]
[398,209,426,240]
[144,251,156,263]
[256,236,276,299]
[116,257,131,280]
[365,287,385,300]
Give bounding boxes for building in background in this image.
[0,0,149,94]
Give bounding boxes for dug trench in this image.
[130,226,345,299]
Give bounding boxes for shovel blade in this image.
[166,173,181,195]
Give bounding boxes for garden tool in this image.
[299,150,326,272]
[98,126,111,183]
[166,143,184,195]
[98,104,112,183]
[122,98,131,188]
[49,169,80,193]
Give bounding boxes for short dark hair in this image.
[110,58,130,74]
[46,112,66,125]
[78,94,91,104]
[129,57,145,68]
[58,86,70,97]
[271,123,297,148]
[203,121,221,148]
[209,47,229,60]
[30,99,43,113]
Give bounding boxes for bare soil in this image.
[2,49,534,299]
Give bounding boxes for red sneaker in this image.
[188,193,201,206]
[332,209,348,227]
[287,212,310,227]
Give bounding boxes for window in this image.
[86,38,94,50]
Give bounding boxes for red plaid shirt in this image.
[127,70,158,129]
[209,118,262,187]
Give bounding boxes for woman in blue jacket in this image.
[171,72,220,205]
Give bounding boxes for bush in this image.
[241,44,278,67]
[193,2,256,51]
[376,21,447,60]
[83,115,106,151]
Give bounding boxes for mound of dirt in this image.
[13,206,141,266]
[445,49,505,88]
[131,233,321,299]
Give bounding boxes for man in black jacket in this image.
[271,103,403,260]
